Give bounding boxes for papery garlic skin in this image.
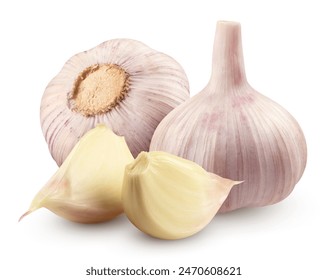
[41,39,189,166]
[20,124,134,223]
[150,21,307,212]
[122,151,239,240]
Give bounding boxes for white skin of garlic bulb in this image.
[150,21,307,212]
[41,39,189,166]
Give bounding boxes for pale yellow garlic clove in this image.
[150,21,307,212]
[41,39,189,166]
[20,124,134,223]
[122,151,240,240]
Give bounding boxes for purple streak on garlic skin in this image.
[150,21,307,212]
[41,39,189,166]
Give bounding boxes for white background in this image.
[1,0,326,279]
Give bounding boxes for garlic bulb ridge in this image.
[150,21,307,212]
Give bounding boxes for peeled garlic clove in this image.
[150,21,307,212]
[122,151,239,240]
[41,39,189,166]
[20,124,133,223]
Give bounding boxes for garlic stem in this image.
[209,21,247,92]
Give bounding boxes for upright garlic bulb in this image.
[150,21,307,212]
[20,124,133,223]
[41,39,189,166]
[122,151,239,240]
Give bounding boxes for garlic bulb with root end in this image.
[122,151,240,240]
[20,124,134,223]
[41,39,189,166]
[150,21,307,212]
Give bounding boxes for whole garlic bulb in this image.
[150,21,307,212]
[41,39,189,166]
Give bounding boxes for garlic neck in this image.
[209,21,248,93]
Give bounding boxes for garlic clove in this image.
[41,39,189,166]
[20,124,134,223]
[150,21,307,212]
[122,151,240,240]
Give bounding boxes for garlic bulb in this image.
[20,124,133,223]
[150,21,307,212]
[122,151,239,240]
[41,39,189,166]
